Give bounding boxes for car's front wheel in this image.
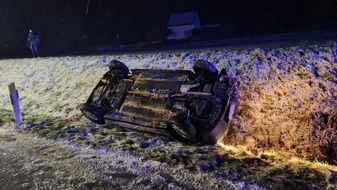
[167,113,198,143]
[192,59,218,82]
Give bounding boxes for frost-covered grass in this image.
[0,40,337,189]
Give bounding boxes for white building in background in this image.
[167,11,201,40]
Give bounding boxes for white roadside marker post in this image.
[8,83,23,129]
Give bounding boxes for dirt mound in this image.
[226,43,337,164]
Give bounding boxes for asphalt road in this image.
[77,29,337,56]
[0,127,111,190]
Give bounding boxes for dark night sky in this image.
[0,0,337,58]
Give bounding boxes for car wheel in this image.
[80,104,106,125]
[167,113,198,142]
[167,123,195,142]
[108,60,129,75]
[192,59,218,82]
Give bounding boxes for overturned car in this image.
[80,59,236,144]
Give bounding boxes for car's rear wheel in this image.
[108,60,129,76]
[80,104,106,125]
[192,59,218,82]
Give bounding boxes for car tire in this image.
[167,113,198,143]
[80,104,106,125]
[108,60,129,75]
[167,123,195,142]
[192,59,218,82]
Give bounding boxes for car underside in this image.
[81,59,236,144]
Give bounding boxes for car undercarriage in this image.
[81,59,236,144]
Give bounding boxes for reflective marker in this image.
[8,83,23,128]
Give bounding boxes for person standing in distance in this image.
[26,30,40,58]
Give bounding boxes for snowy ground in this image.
[0,39,337,189]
